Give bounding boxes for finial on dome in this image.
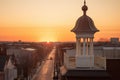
[82,0,88,15]
[84,0,86,5]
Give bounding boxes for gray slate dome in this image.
[71,0,99,34]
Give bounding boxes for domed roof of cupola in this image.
[71,0,99,34]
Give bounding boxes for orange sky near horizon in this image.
[0,0,120,42]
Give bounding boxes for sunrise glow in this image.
[40,35,57,42]
[0,0,120,42]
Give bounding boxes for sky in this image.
[0,0,120,42]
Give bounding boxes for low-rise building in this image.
[4,55,17,80]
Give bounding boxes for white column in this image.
[76,38,80,56]
[90,38,94,55]
[83,38,86,55]
[86,38,89,55]
[78,38,81,56]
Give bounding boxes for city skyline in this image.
[0,0,120,42]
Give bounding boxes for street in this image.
[32,48,56,80]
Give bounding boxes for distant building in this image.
[7,46,36,80]
[110,38,119,44]
[94,45,120,59]
[0,46,17,80]
[4,55,17,80]
[94,38,120,59]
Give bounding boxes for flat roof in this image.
[61,69,110,78]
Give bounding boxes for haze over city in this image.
[0,0,120,42]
